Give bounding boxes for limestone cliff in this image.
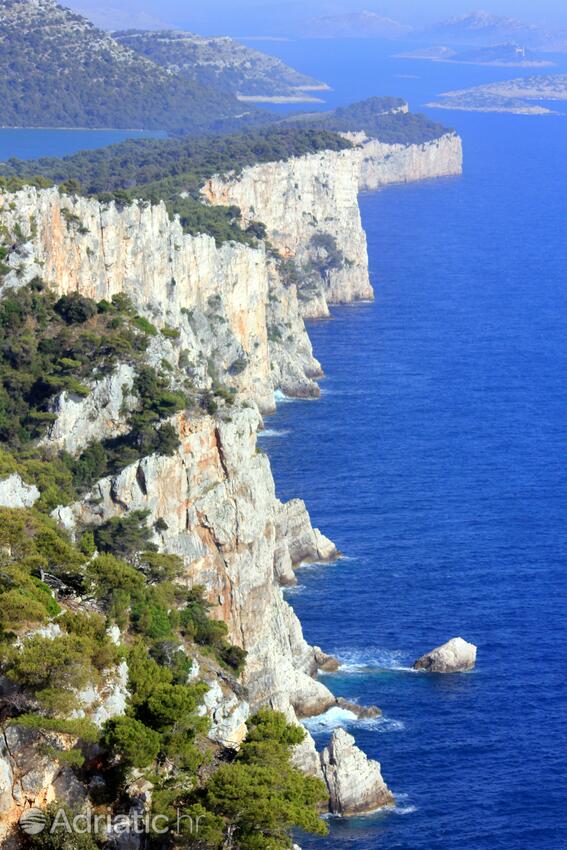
[201,131,463,316]
[351,131,464,192]
[0,187,322,412]
[0,130,463,834]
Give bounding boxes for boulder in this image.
[314,647,340,673]
[320,729,394,815]
[336,697,381,719]
[413,637,477,673]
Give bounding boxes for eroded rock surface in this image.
[321,728,394,815]
[413,636,477,673]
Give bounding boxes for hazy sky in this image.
[69,0,567,34]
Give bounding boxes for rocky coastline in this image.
[0,126,463,842]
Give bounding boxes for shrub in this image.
[103,716,161,768]
[54,293,97,324]
[93,510,157,561]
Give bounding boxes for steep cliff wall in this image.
[0,132,463,835]
[52,408,337,721]
[0,187,322,411]
[352,131,464,191]
[202,148,373,314]
[201,133,462,316]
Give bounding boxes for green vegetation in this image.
[287,96,453,144]
[0,0,257,133]
[154,709,328,850]
[0,283,149,449]
[0,128,352,246]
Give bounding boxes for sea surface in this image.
[1,42,566,850]
[0,128,164,162]
[259,41,567,850]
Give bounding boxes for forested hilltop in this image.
[0,127,352,246]
[286,97,454,144]
[0,0,263,132]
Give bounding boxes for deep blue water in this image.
[0,128,164,162]
[2,40,566,850]
[260,47,567,850]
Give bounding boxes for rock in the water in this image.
[320,728,394,815]
[336,697,381,719]
[413,637,477,673]
[314,647,340,673]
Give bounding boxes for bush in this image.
[93,510,157,561]
[103,716,161,768]
[54,293,97,324]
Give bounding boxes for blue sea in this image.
[1,41,566,850]
[258,41,567,850]
[0,128,164,162]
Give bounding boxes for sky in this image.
[68,0,567,34]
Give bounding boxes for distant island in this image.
[0,0,330,131]
[296,11,411,39]
[427,73,567,114]
[396,43,554,68]
[114,30,330,104]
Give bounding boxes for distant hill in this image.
[283,97,453,146]
[300,11,412,40]
[398,42,554,68]
[428,10,547,47]
[114,30,329,103]
[0,0,262,132]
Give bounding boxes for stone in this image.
[413,637,477,673]
[320,728,394,815]
[0,474,40,509]
[313,647,340,673]
[335,697,381,719]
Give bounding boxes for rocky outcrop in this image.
[321,729,394,815]
[202,148,373,312]
[0,474,40,509]
[351,132,464,192]
[413,637,477,673]
[40,364,137,455]
[0,725,86,845]
[53,407,335,722]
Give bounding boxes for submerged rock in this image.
[413,637,477,673]
[321,728,394,815]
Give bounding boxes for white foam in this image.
[338,648,417,674]
[274,389,293,403]
[302,707,405,735]
[257,428,289,438]
[303,706,358,733]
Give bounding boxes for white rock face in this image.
[202,133,463,314]
[0,188,324,411]
[201,679,250,748]
[413,637,477,673]
[321,728,394,815]
[351,132,464,192]
[202,148,373,310]
[0,474,40,509]
[40,364,137,455]
[54,408,335,722]
[74,659,130,727]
